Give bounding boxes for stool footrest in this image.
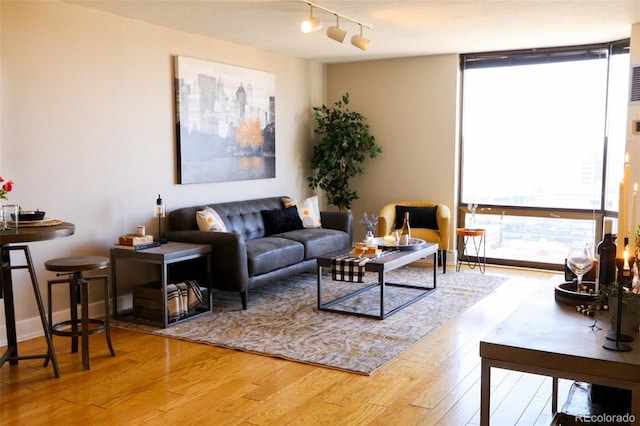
[51,319,107,337]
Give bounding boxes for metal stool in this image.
[45,256,115,370]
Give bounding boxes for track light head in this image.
[301,5,322,33]
[326,15,346,43]
[299,1,371,50]
[351,25,370,51]
[301,17,322,33]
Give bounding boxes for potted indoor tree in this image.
[308,93,381,211]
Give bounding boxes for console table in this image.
[480,278,640,425]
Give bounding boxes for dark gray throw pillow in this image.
[394,205,439,230]
[261,206,304,235]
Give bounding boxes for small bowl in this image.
[18,211,46,221]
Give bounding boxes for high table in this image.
[0,221,75,378]
[479,278,640,425]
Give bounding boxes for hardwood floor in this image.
[0,267,574,425]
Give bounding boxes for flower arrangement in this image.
[0,177,13,200]
[359,212,378,232]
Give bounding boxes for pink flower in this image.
[0,178,13,200]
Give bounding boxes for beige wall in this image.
[325,55,460,244]
[0,0,323,343]
[627,23,640,213]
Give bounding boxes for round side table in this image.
[456,228,486,274]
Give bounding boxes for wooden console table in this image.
[480,279,640,425]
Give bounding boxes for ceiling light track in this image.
[300,1,371,51]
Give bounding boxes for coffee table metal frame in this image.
[316,243,438,320]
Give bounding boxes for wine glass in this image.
[566,243,594,293]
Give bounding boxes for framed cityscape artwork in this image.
[174,56,276,184]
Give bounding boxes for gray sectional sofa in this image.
[164,196,353,309]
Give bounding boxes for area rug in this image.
[114,268,508,375]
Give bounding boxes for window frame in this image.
[458,40,629,271]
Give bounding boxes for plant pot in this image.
[609,296,640,334]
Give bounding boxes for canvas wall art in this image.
[174,56,276,184]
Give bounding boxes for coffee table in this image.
[316,242,438,319]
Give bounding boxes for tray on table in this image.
[370,237,427,251]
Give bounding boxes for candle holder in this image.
[603,257,633,351]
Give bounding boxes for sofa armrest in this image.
[164,230,249,292]
[320,211,353,241]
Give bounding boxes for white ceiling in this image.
[69,0,640,63]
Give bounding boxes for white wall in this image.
[324,55,460,246]
[0,0,323,343]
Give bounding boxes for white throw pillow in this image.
[283,196,322,228]
[196,207,227,232]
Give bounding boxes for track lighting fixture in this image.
[300,1,372,50]
[301,4,322,33]
[351,25,370,51]
[326,15,346,43]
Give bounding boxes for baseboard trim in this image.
[0,299,112,348]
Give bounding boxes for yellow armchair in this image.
[378,202,451,273]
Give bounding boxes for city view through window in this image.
[461,45,629,267]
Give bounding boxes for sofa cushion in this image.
[283,196,322,228]
[245,237,305,276]
[394,205,439,230]
[196,207,227,232]
[261,206,304,236]
[277,228,351,260]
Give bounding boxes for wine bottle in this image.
[399,212,410,245]
[596,218,616,293]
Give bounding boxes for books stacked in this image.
[350,242,382,258]
[114,234,160,251]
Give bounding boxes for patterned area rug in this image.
[114,267,508,375]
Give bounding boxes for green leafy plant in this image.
[308,93,381,211]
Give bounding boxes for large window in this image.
[460,41,629,269]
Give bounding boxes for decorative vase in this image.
[364,230,374,243]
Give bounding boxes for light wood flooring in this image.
[0,266,575,425]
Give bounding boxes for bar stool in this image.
[45,256,115,370]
